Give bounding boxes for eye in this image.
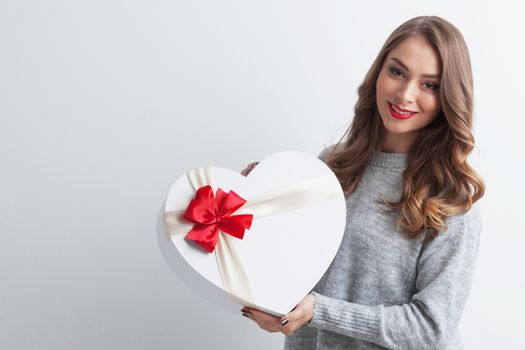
[423,82,439,91]
[389,67,404,78]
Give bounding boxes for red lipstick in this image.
[387,101,418,120]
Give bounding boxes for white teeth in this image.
[391,103,415,115]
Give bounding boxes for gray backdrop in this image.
[2,1,524,349]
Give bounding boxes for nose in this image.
[395,81,417,105]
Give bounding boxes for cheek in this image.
[416,95,441,128]
[377,75,403,107]
[420,94,441,115]
[376,72,393,99]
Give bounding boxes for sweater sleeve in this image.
[307,206,482,349]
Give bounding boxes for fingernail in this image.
[281,317,288,326]
[242,313,249,318]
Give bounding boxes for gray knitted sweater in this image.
[283,145,481,350]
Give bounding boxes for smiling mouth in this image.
[387,101,419,120]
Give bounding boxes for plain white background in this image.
[1,1,524,349]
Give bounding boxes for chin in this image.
[384,126,412,136]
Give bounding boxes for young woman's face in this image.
[376,35,442,149]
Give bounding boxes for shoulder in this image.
[446,203,482,237]
[426,203,482,250]
[418,203,482,271]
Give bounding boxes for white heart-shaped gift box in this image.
[158,151,346,316]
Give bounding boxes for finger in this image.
[279,308,307,336]
[241,162,259,177]
[246,162,258,170]
[243,308,283,331]
[281,301,308,326]
[243,312,281,333]
[243,308,280,324]
[247,162,258,172]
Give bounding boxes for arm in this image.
[243,145,481,348]
[308,206,482,349]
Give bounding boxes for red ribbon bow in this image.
[183,185,253,253]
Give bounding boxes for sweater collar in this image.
[369,149,407,169]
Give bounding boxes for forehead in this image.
[386,35,442,76]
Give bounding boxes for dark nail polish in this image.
[242,313,249,318]
[281,318,289,326]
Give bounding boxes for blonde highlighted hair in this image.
[325,16,485,241]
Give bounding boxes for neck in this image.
[377,129,417,153]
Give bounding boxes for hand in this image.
[241,294,315,336]
[241,162,259,177]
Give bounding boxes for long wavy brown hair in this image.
[325,16,485,242]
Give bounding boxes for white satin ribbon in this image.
[164,167,341,306]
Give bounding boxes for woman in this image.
[240,15,484,349]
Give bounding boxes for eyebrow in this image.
[389,57,441,79]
